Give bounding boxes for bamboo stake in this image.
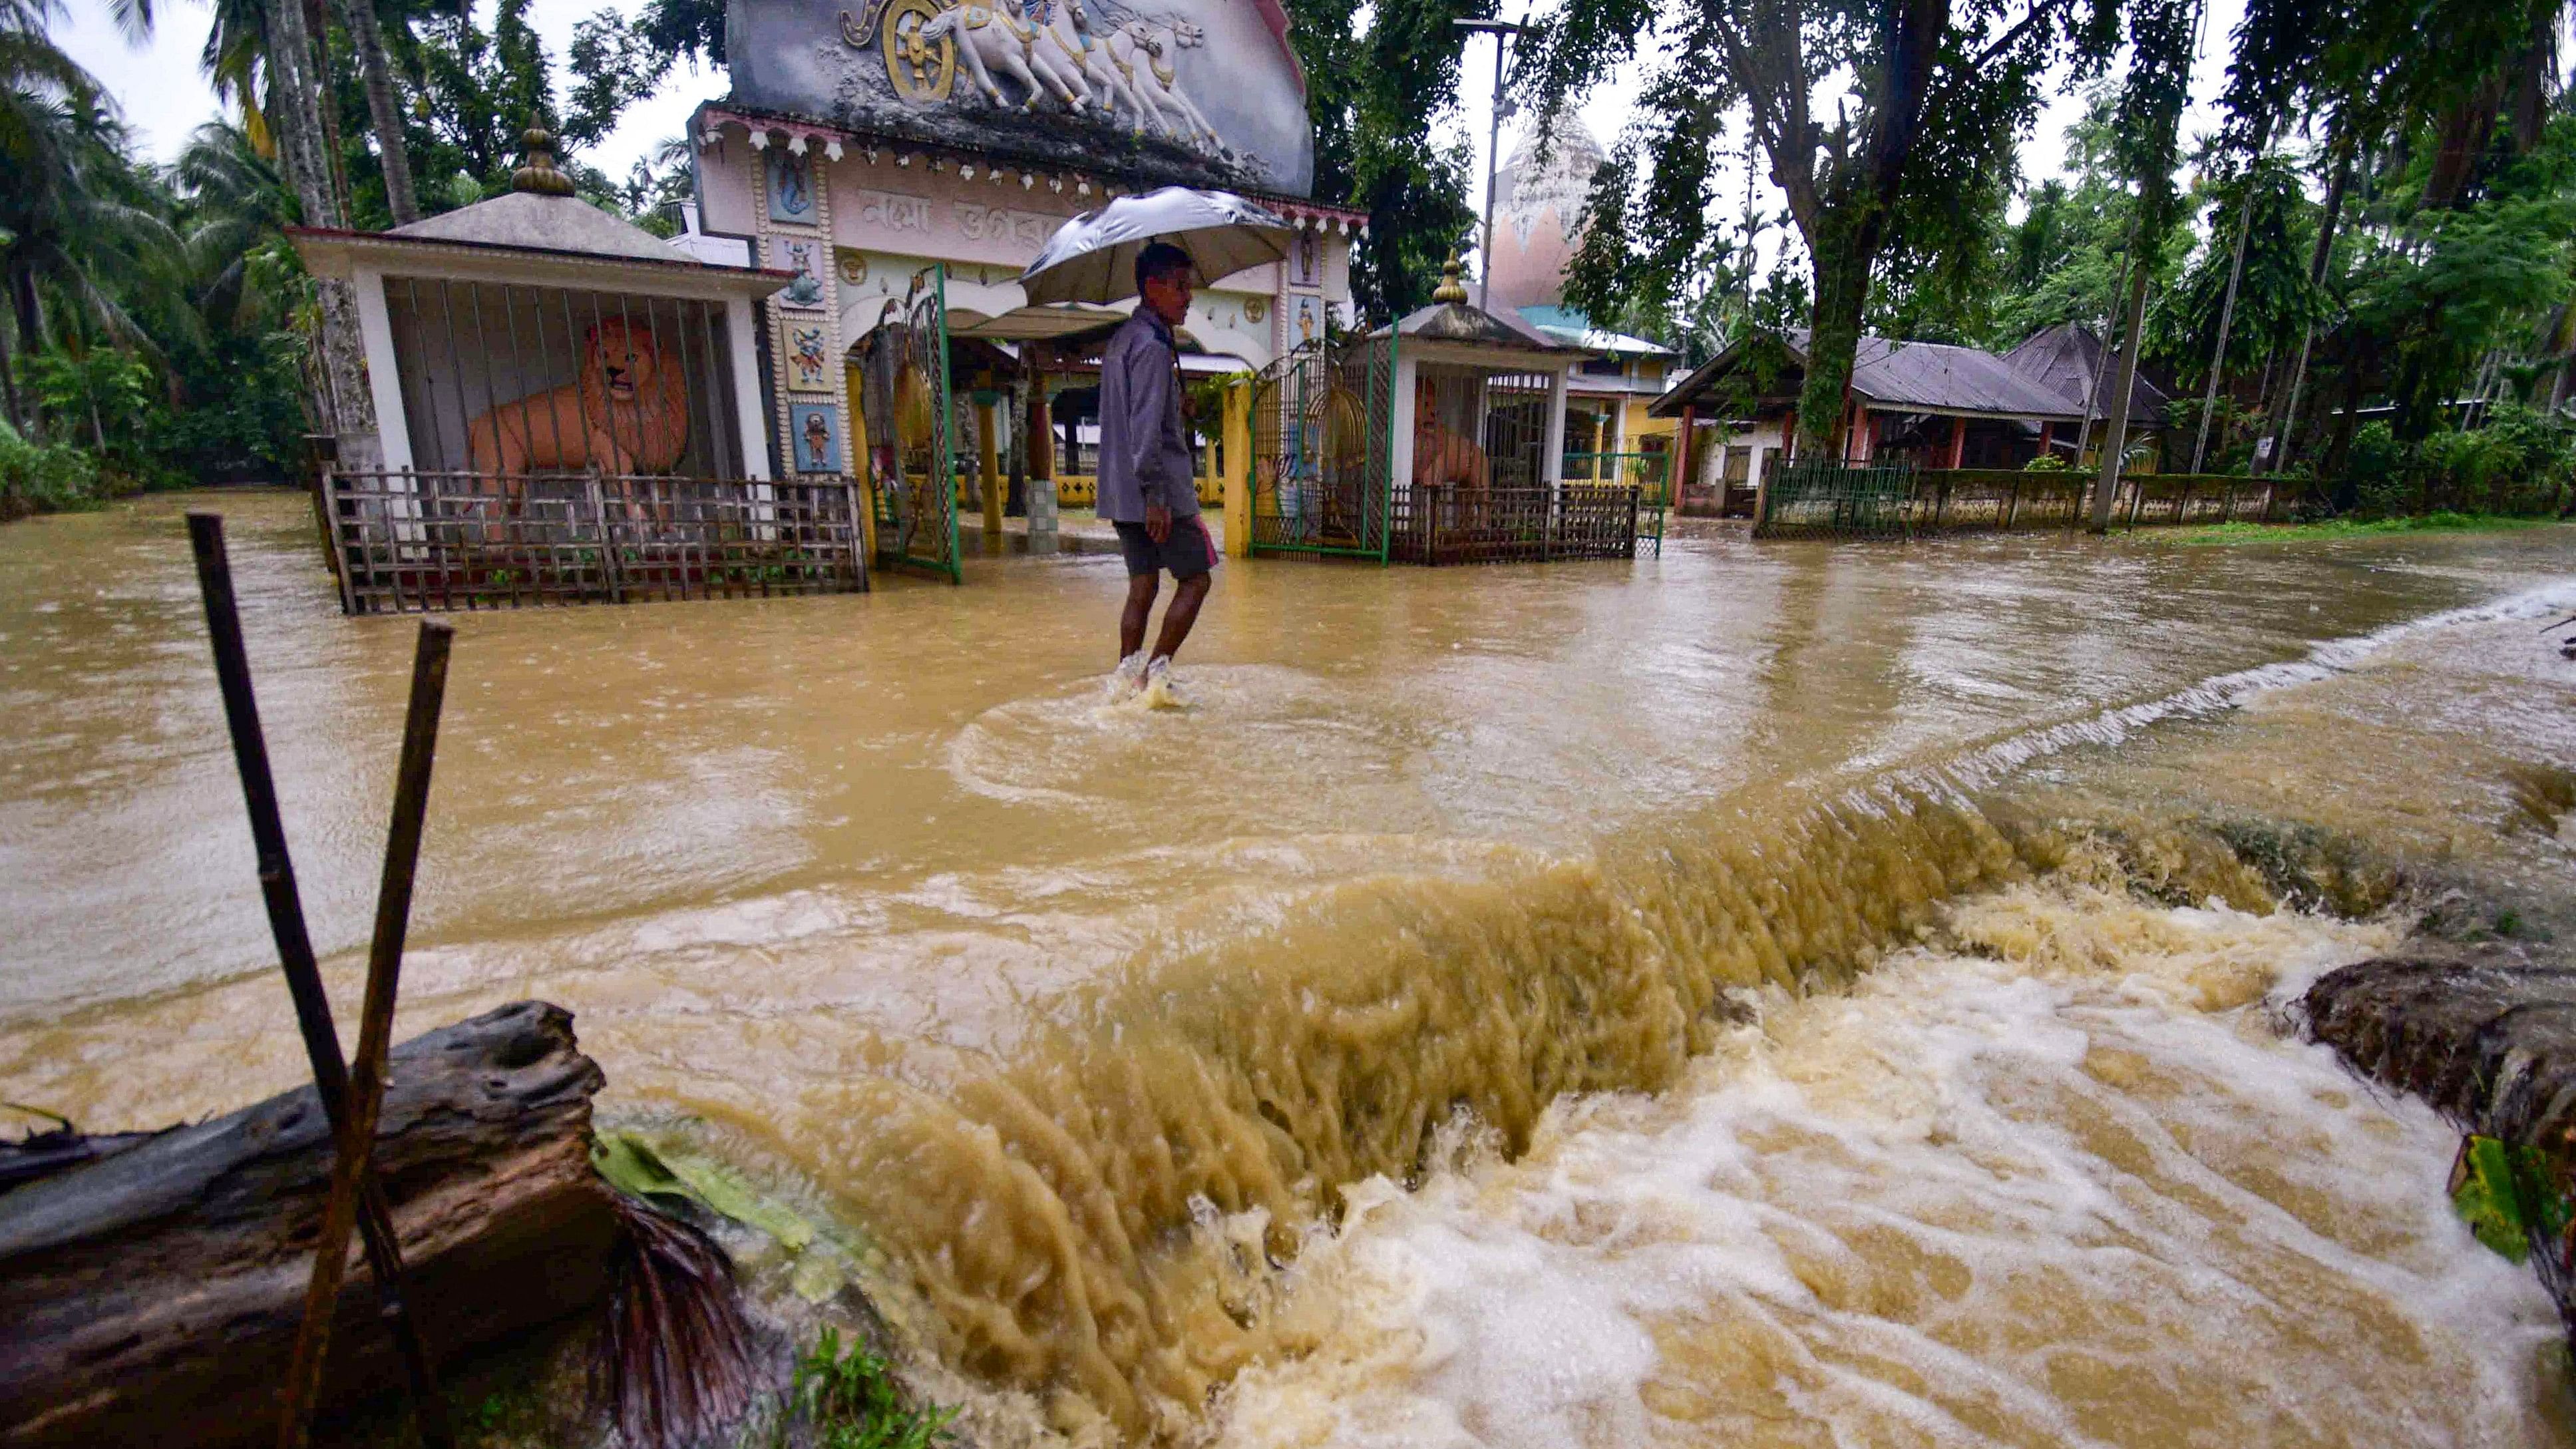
[186,513,455,1449]
[276,614,456,1449]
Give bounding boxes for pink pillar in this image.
[1947,415,1967,469]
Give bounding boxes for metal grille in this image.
[1390,483,1641,564]
[322,470,866,612]
[860,263,963,582]
[1248,334,1397,560]
[1564,451,1665,556]
[1755,459,1917,539]
[383,279,743,478]
[1481,372,1551,491]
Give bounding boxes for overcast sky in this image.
[55,0,2247,276]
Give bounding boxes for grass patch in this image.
[2156,511,2563,545]
[789,1326,956,1449]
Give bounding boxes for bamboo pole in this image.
[186,513,455,1449]
[276,616,455,1449]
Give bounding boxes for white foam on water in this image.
[1204,884,2569,1448]
[1906,580,2576,799]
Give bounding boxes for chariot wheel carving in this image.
[884,0,958,103]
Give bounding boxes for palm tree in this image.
[337,0,420,222]
[175,120,299,331]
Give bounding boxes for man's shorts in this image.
[1113,517,1216,580]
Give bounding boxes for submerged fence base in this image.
[321,470,868,614]
[1753,463,2288,539]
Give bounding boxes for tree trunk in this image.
[2089,258,2153,530]
[337,0,419,224]
[2263,142,2351,473]
[261,0,378,459]
[2190,178,2258,473]
[1797,209,1881,456]
[0,1002,621,1449]
[0,306,21,437]
[9,269,42,441]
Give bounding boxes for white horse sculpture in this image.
[1035,0,1150,134]
[1101,17,1220,150]
[915,0,1090,112]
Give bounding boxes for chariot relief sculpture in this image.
[838,0,1228,155]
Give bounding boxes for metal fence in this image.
[1390,482,1642,564]
[1249,335,1399,560]
[321,469,867,613]
[1564,451,1666,556]
[1753,459,1917,539]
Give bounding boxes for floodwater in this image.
[6,490,2576,1445]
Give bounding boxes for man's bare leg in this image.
[1149,572,1211,664]
[1120,573,1159,662]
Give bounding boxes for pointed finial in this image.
[512,126,576,197]
[1432,251,1469,306]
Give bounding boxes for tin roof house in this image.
[1648,323,2169,514]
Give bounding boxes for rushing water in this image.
[6,491,2576,1444]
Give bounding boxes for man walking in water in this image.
[1100,241,1216,698]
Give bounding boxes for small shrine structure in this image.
[1378,260,1642,563]
[289,132,866,613]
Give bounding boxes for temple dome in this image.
[1483,123,1608,315]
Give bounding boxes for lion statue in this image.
[1411,375,1489,490]
[467,318,690,477]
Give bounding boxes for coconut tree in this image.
[0,2,180,434]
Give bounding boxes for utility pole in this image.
[1455,16,1527,313]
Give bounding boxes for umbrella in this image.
[1019,187,1294,306]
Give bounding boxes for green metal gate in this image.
[1248,333,1397,560]
[858,262,962,581]
[1753,458,1916,540]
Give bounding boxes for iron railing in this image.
[321,469,866,613]
[1754,459,1917,539]
[1390,482,1643,564]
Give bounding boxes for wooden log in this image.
[2302,954,2576,1149]
[0,1002,618,1448]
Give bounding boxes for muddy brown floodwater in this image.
[7,490,2576,1445]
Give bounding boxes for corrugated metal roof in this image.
[1649,325,2167,425]
[1837,333,2086,419]
[2001,323,2171,427]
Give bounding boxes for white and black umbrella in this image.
[1019,187,1294,306]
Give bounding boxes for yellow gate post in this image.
[975,392,1003,538]
[1221,377,1252,557]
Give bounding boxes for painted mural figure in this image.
[769,150,814,222]
[790,323,832,390]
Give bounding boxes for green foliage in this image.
[1279,0,1475,322]
[0,415,102,516]
[2161,512,2557,544]
[2450,1134,2571,1265]
[2022,452,2071,472]
[2337,407,2574,519]
[791,1327,956,1449]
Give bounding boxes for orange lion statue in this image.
[467,318,690,477]
[1411,375,1489,490]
